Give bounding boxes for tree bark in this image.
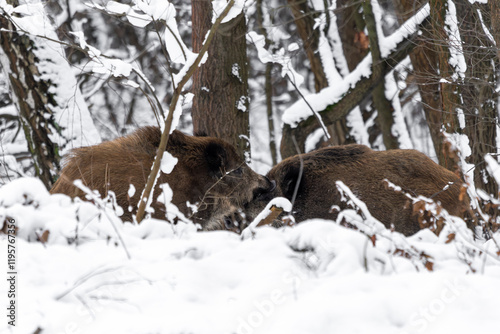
[491,1,500,62]
[286,0,328,92]
[429,0,463,173]
[191,1,250,160]
[0,7,61,189]
[337,0,369,71]
[393,0,445,163]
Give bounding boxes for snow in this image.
[95,0,193,64]
[385,59,413,149]
[476,8,495,46]
[282,56,372,127]
[485,154,500,185]
[160,151,178,174]
[444,1,467,80]
[213,0,246,24]
[247,31,305,88]
[377,3,430,59]
[1,178,500,333]
[237,96,249,112]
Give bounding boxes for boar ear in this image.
[282,163,302,199]
[166,130,190,154]
[205,142,227,176]
[168,130,187,146]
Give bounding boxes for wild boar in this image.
[50,126,273,229]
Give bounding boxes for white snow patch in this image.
[232,63,242,82]
[128,184,136,198]
[1,178,500,333]
[160,151,178,174]
[445,1,467,79]
[237,96,249,112]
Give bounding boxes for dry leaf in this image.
[445,233,456,244]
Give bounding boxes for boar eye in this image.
[231,167,243,176]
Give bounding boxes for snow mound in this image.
[1,178,500,333]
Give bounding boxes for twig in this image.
[290,136,304,210]
[287,75,330,140]
[256,205,283,227]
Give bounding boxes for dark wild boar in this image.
[50,126,273,229]
[244,145,468,236]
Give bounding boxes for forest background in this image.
[1,0,500,200]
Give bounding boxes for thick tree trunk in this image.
[191,1,250,160]
[0,9,60,189]
[393,0,445,163]
[429,0,463,174]
[337,0,369,71]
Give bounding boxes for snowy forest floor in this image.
[1,177,500,334]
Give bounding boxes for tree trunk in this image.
[191,1,250,160]
[393,0,446,162]
[285,0,351,153]
[0,0,100,189]
[491,1,500,61]
[429,0,463,174]
[0,6,60,189]
[455,0,498,195]
[286,0,328,91]
[363,0,400,149]
[257,0,278,166]
[337,0,369,72]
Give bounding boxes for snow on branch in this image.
[87,0,193,64]
[281,2,430,129]
[443,1,467,80]
[377,3,430,58]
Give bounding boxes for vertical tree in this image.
[455,0,498,195]
[429,0,463,173]
[363,0,400,149]
[0,0,99,189]
[393,0,443,157]
[285,0,351,150]
[191,1,250,160]
[256,0,278,166]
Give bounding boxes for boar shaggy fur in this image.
[50,126,271,229]
[245,145,468,236]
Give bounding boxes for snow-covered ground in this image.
[1,177,500,334]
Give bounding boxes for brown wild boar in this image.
[50,126,273,229]
[243,144,468,236]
